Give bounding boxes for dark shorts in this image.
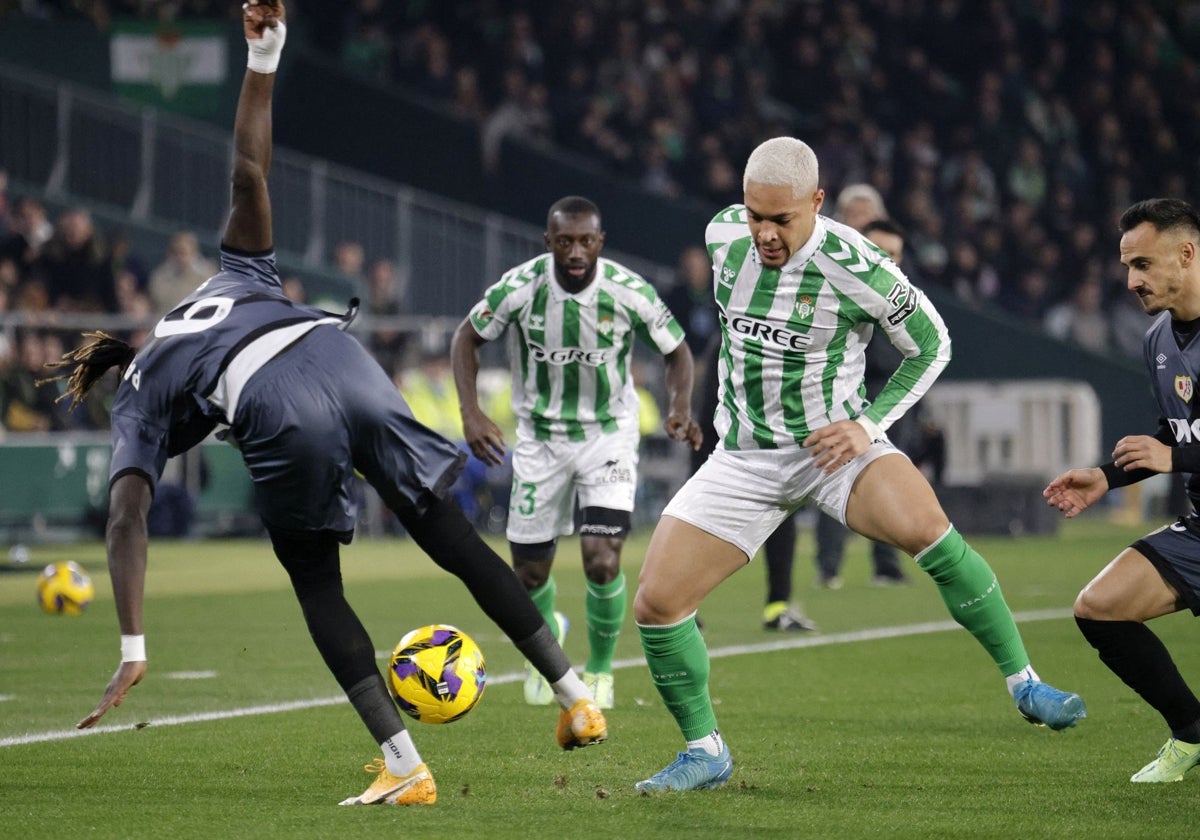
[1133,516,1200,616]
[231,326,465,538]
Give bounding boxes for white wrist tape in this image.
[247,20,286,74]
[854,415,884,443]
[121,634,147,662]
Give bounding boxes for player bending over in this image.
[44,0,605,807]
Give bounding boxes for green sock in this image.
[917,527,1029,675]
[528,577,561,641]
[585,572,626,673]
[638,615,717,740]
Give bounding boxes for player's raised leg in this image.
[846,455,1085,730]
[392,495,606,748]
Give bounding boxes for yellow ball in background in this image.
[35,561,95,616]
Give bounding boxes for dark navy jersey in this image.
[1144,312,1200,510]
[109,246,348,488]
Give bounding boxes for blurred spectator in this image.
[0,170,11,237]
[0,257,19,305]
[363,257,407,375]
[631,358,663,437]
[1045,277,1112,355]
[999,267,1055,327]
[1109,283,1152,359]
[450,65,488,126]
[148,230,215,316]
[834,183,887,231]
[281,275,307,303]
[114,269,152,323]
[39,208,115,312]
[663,244,718,355]
[0,197,53,282]
[480,67,553,173]
[107,227,150,292]
[944,239,1000,307]
[338,0,395,83]
[0,281,13,363]
[332,239,365,283]
[1,331,58,431]
[7,0,1200,366]
[1005,135,1049,209]
[399,347,487,524]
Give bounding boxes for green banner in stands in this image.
[110,21,228,117]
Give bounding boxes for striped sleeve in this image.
[859,260,952,431]
[469,257,541,340]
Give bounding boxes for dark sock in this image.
[763,516,796,604]
[512,621,571,684]
[346,674,407,743]
[1076,616,1200,738]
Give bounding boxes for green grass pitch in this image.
[2,520,1197,839]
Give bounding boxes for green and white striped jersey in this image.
[469,254,685,441]
[707,206,951,450]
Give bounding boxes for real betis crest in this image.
[1176,375,1194,403]
[796,295,815,320]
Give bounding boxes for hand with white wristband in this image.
[244,0,287,75]
[77,644,147,729]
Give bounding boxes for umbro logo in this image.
[1157,352,1168,369]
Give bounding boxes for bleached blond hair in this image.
[742,136,819,197]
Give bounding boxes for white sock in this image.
[686,730,725,757]
[1005,665,1041,698]
[552,668,590,709]
[380,730,423,776]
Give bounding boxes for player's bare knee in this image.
[581,537,623,584]
[1073,584,1112,620]
[632,587,661,624]
[511,539,555,590]
[633,583,688,625]
[513,560,552,590]
[903,514,952,554]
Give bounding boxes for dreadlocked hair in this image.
[37,331,136,411]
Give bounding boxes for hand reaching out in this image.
[77,660,147,729]
[1043,468,1108,519]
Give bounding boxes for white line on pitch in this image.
[0,608,1071,749]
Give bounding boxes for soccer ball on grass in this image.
[36,561,95,616]
[388,624,486,724]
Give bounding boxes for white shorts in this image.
[507,425,640,544]
[663,441,902,560]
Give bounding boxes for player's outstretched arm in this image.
[1043,468,1108,519]
[78,473,152,728]
[223,0,287,253]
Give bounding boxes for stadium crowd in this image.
[292,0,1200,357]
[3,0,1200,433]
